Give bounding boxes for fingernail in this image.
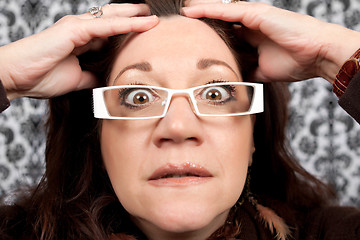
[180,8,185,15]
[143,15,157,19]
[181,7,189,15]
[135,15,158,21]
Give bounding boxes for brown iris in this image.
[206,89,222,100]
[133,92,149,104]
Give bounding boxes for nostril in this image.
[187,137,197,141]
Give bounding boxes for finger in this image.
[52,15,159,48]
[238,28,267,48]
[182,2,273,29]
[38,56,98,96]
[183,2,252,21]
[80,15,159,40]
[184,0,221,7]
[79,3,151,19]
[72,37,108,56]
[15,14,159,74]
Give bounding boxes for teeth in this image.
[161,173,198,179]
[172,175,185,178]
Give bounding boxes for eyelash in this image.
[129,81,147,86]
[117,79,236,107]
[121,79,229,87]
[117,82,151,109]
[206,79,229,85]
[202,79,237,105]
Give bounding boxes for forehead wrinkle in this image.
[113,62,152,85]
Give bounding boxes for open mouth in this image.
[148,162,212,186]
[159,173,203,179]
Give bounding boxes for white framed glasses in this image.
[93,82,263,119]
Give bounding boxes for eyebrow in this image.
[113,62,152,84]
[113,58,238,84]
[197,58,239,78]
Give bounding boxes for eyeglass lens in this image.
[103,84,254,118]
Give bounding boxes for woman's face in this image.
[101,16,254,239]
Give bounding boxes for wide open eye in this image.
[200,86,231,102]
[120,88,157,108]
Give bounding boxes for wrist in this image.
[0,47,21,101]
[317,25,360,84]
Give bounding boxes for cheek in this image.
[212,117,253,201]
[100,120,149,209]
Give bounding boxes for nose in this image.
[152,95,204,147]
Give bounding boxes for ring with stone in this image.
[89,6,103,18]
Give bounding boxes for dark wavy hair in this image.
[0,0,336,239]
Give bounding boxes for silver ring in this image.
[89,6,103,18]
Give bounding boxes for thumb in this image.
[75,71,98,91]
[253,68,271,82]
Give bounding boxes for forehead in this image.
[110,15,240,84]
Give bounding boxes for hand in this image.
[183,1,360,83]
[0,4,159,100]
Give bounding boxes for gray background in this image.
[0,0,359,207]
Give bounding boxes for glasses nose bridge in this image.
[165,88,197,115]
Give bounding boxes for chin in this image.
[132,201,230,236]
[161,211,215,232]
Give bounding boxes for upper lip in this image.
[148,162,213,180]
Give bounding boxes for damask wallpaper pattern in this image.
[0,0,359,207]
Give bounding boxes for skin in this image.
[0,4,159,100]
[3,2,360,100]
[183,1,360,84]
[101,16,254,240]
[2,1,359,238]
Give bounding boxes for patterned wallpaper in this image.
[0,0,359,207]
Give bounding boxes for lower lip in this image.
[148,176,212,187]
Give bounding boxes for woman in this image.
[0,0,360,239]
